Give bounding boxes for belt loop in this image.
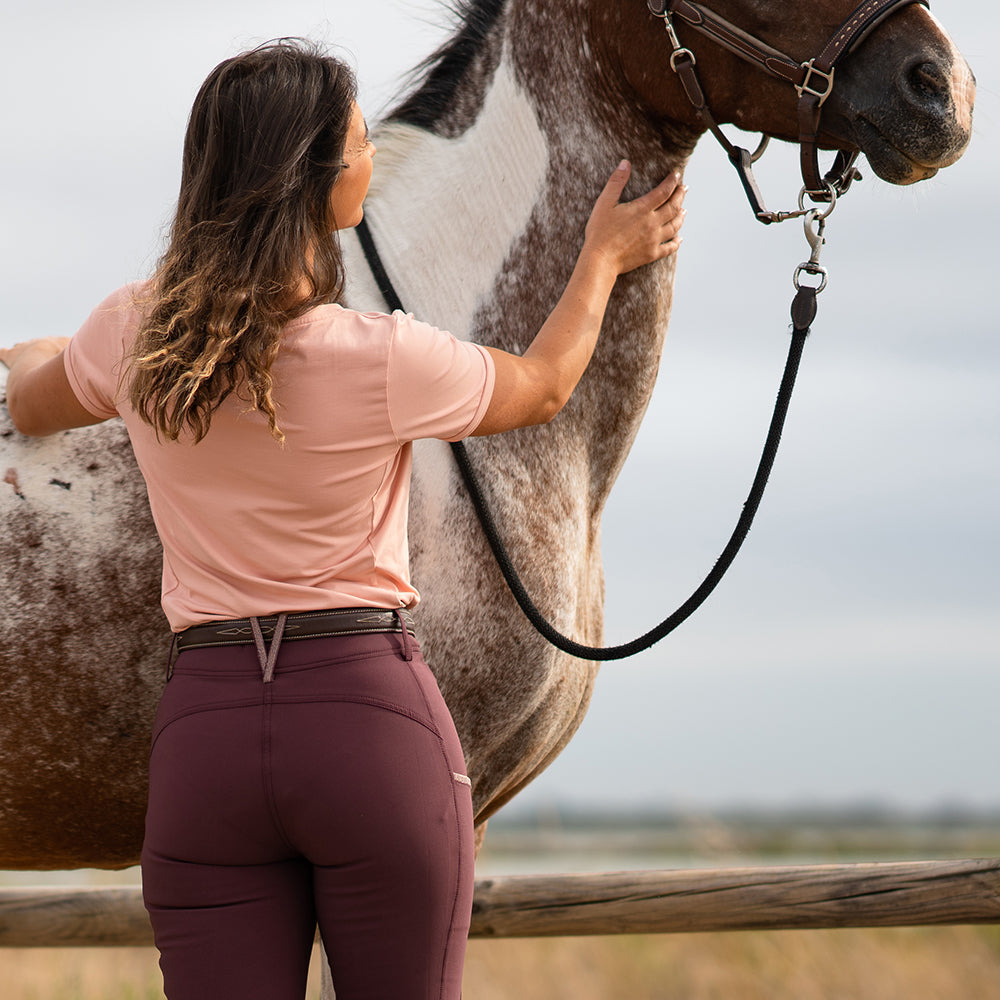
[165,634,178,681]
[394,609,414,661]
[250,613,288,683]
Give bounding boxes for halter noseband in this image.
[647,0,930,222]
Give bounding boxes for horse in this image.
[0,0,974,875]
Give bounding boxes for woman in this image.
[2,39,684,1000]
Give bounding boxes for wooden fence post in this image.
[1,859,998,947]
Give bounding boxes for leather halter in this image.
[647,0,930,222]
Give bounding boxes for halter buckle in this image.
[795,59,836,105]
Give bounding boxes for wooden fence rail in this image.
[1,858,999,947]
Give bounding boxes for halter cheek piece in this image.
[647,0,930,222]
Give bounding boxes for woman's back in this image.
[65,287,493,629]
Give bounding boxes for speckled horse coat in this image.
[0,0,974,869]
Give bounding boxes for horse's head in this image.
[595,0,975,185]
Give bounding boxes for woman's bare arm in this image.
[1,339,105,436]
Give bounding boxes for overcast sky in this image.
[1,1,996,816]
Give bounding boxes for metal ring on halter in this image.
[669,47,697,71]
[750,135,770,164]
[793,262,829,294]
[798,183,838,219]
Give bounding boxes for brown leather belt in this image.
[175,608,415,653]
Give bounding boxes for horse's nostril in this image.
[906,61,948,102]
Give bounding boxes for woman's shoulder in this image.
[278,305,400,373]
[284,305,444,347]
[285,302,398,330]
[82,280,153,318]
[70,281,154,351]
[281,306,473,372]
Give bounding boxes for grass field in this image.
[3,926,1000,999]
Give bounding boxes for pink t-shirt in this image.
[64,284,495,631]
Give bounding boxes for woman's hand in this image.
[582,161,686,275]
[0,337,71,370]
[2,337,104,437]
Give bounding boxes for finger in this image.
[653,212,683,245]
[654,178,686,215]
[653,188,686,221]
[596,159,633,206]
[664,181,687,207]
[655,203,687,235]
[660,204,687,240]
[634,171,682,210]
[655,235,683,259]
[652,191,687,234]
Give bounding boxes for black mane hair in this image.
[389,0,507,129]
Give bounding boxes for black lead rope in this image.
[356,217,817,661]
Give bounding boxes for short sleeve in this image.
[385,313,495,442]
[63,284,141,419]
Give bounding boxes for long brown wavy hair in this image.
[126,39,357,443]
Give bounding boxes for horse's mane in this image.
[388,0,507,129]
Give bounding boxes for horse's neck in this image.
[343,36,690,507]
[343,52,548,337]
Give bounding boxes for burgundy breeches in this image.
[141,630,474,1000]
